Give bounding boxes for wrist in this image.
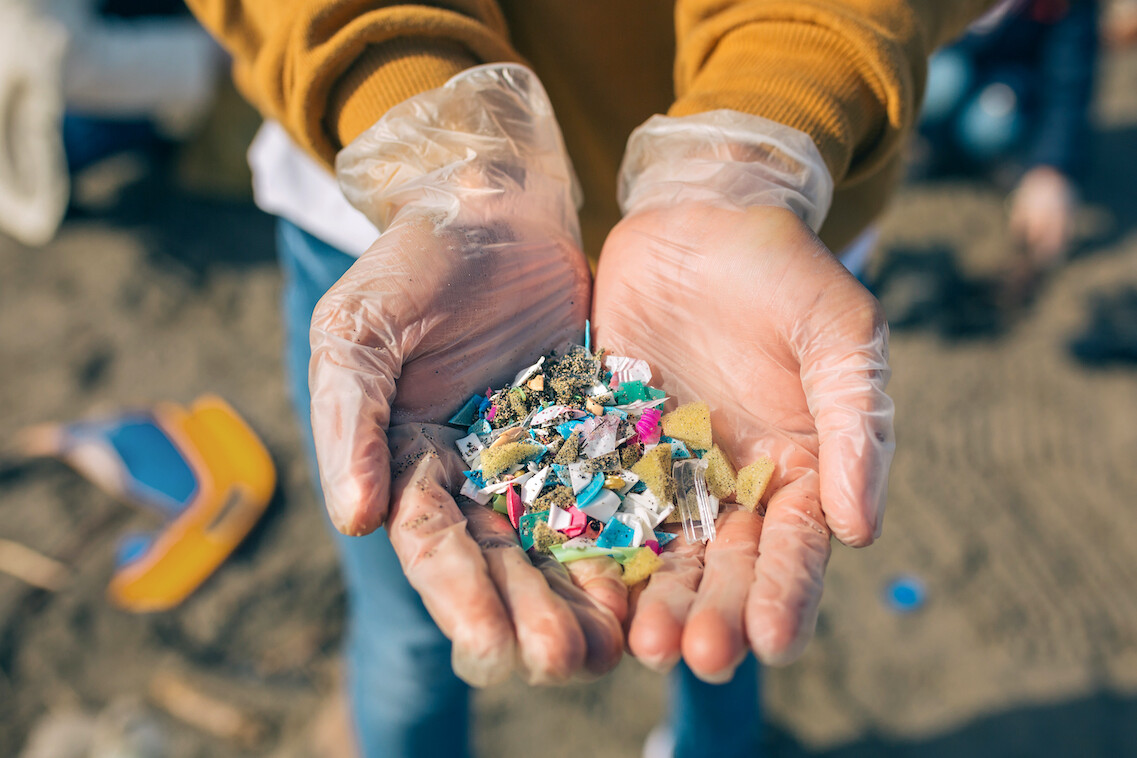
[618,111,833,232]
[336,63,580,237]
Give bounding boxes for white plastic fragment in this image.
[604,355,653,386]
[586,380,612,397]
[455,433,485,466]
[568,463,592,495]
[460,477,493,505]
[580,415,620,458]
[623,490,673,528]
[615,398,668,414]
[615,470,640,496]
[480,469,534,496]
[510,356,545,387]
[531,405,576,426]
[521,466,549,506]
[547,504,574,531]
[578,489,621,523]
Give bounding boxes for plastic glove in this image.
[311,64,623,685]
[594,112,895,678]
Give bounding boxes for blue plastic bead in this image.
[884,575,926,613]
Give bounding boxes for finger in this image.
[681,507,763,683]
[745,471,831,666]
[801,307,895,547]
[534,553,626,678]
[461,504,588,685]
[310,288,402,536]
[563,556,629,625]
[626,534,704,673]
[386,435,517,687]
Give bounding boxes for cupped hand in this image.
[309,209,627,686]
[593,203,894,678]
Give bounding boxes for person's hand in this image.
[1008,165,1075,268]
[593,113,894,680]
[310,64,625,686]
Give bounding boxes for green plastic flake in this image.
[549,544,641,564]
[492,494,508,515]
[613,381,666,405]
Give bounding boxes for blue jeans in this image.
[276,218,761,758]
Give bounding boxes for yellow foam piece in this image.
[736,456,775,511]
[703,445,737,501]
[532,521,568,554]
[630,443,674,504]
[661,402,713,450]
[621,547,664,587]
[479,441,544,479]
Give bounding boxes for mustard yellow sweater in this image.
[186,0,995,254]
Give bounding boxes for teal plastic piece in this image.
[518,512,544,551]
[613,381,666,405]
[575,474,604,507]
[448,395,483,427]
[462,470,486,489]
[467,419,491,436]
[552,464,572,487]
[655,531,678,547]
[556,420,583,438]
[668,441,692,459]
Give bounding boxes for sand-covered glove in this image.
[312,64,623,685]
[593,111,895,678]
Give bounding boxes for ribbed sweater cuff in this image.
[670,21,894,185]
[327,38,480,161]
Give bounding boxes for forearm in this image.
[1031,0,1099,178]
[184,0,519,166]
[672,0,999,185]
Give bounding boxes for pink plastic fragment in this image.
[506,485,523,529]
[562,506,588,538]
[486,405,497,422]
[636,408,662,445]
[645,539,662,555]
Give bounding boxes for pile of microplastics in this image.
[448,335,775,587]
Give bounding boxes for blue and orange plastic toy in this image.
[21,396,276,612]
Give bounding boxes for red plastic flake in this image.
[506,484,524,529]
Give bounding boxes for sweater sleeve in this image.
[184,0,521,167]
[672,0,1000,185]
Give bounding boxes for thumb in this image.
[309,288,403,536]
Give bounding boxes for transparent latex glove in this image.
[313,64,623,685]
[595,112,894,678]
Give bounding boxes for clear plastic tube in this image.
[672,458,718,543]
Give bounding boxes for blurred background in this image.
[2,1,1137,756]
